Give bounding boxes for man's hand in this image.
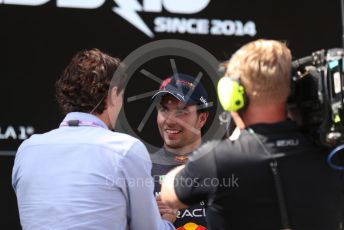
[160,165,188,209]
[156,195,178,223]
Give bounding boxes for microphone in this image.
[292,49,326,70]
[292,55,313,69]
[219,111,231,125]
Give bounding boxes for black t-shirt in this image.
[151,148,208,230]
[174,121,344,230]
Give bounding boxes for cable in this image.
[247,128,291,229]
[327,144,344,170]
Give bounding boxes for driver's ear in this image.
[198,112,209,128]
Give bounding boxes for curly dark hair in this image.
[55,48,124,115]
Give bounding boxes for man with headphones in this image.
[160,39,344,229]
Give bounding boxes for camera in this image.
[217,48,344,147]
[289,48,344,148]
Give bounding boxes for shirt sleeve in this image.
[12,143,26,191]
[174,140,219,206]
[119,140,175,230]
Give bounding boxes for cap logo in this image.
[176,79,195,89]
[200,96,207,104]
[159,78,172,89]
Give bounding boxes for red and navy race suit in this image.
[151,148,207,230]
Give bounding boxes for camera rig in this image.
[290,48,344,148]
[291,0,344,152]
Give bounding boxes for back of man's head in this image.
[55,48,123,115]
[225,39,292,105]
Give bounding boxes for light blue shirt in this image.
[12,112,175,230]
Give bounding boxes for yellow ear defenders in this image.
[217,77,247,112]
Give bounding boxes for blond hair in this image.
[225,39,292,104]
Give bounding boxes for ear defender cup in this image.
[217,77,246,112]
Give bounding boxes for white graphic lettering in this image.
[154,17,209,34]
[162,0,210,14]
[179,208,206,218]
[211,19,256,36]
[155,17,256,36]
[57,0,105,9]
[113,0,154,37]
[2,0,258,38]
[113,0,210,37]
[276,139,299,147]
[2,0,48,5]
[143,0,162,12]
[0,126,17,139]
[0,126,35,140]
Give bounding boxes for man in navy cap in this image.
[151,73,210,230]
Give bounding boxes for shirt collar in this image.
[61,112,109,129]
[247,120,298,135]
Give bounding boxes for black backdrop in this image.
[0,0,342,228]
